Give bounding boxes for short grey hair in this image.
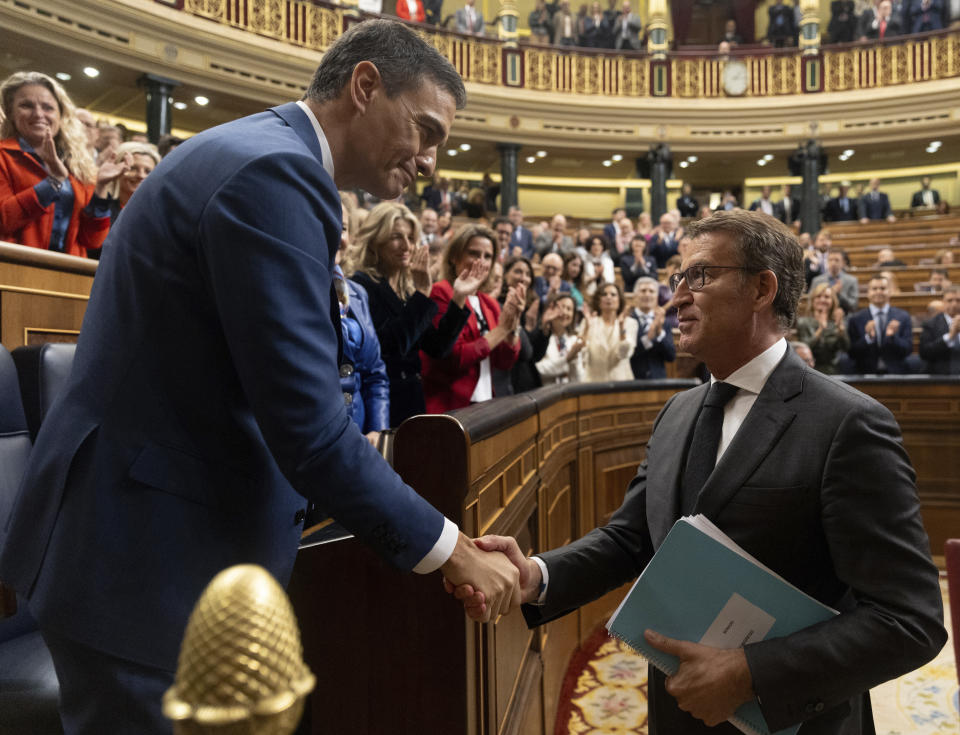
[305,20,466,109]
[685,209,804,330]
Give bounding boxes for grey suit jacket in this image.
[524,349,945,734]
[810,271,859,313]
[455,6,485,33]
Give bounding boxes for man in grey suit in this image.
[612,0,644,49]
[455,0,485,34]
[810,248,859,313]
[451,209,945,734]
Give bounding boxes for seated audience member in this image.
[858,0,902,39]
[875,247,906,268]
[96,122,121,157]
[911,175,941,209]
[719,18,743,44]
[603,207,627,250]
[620,233,658,293]
[795,283,850,374]
[105,141,160,226]
[810,248,859,313]
[803,229,832,288]
[647,212,681,268]
[157,134,184,158]
[919,285,960,374]
[456,0,486,33]
[535,292,585,384]
[335,201,390,443]
[583,234,616,293]
[768,0,797,45]
[848,275,913,374]
[697,204,713,220]
[581,282,637,382]
[492,216,515,261]
[917,268,952,292]
[823,181,858,222]
[749,185,777,217]
[935,247,955,265]
[791,339,817,368]
[420,207,440,248]
[828,0,857,41]
[777,184,801,228]
[613,216,637,261]
[627,276,675,379]
[397,0,426,22]
[528,0,552,42]
[926,298,944,317]
[879,269,902,294]
[635,211,654,239]
[716,190,738,211]
[508,206,535,259]
[907,0,944,33]
[574,226,592,252]
[463,187,486,219]
[497,256,548,393]
[0,71,128,258]
[347,203,479,427]
[859,178,895,223]
[533,251,572,307]
[535,213,575,257]
[676,182,698,218]
[563,250,589,307]
[553,0,578,45]
[421,224,523,412]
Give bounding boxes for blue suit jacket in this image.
[858,191,892,220]
[511,225,534,259]
[847,305,913,374]
[0,103,446,670]
[627,310,675,379]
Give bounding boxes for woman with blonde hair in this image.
[345,202,484,426]
[795,282,850,374]
[105,141,160,226]
[581,281,637,382]
[0,71,128,257]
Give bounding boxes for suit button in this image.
[339,363,354,378]
[294,509,305,525]
[815,702,824,713]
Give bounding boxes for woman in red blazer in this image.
[421,224,525,413]
[0,71,126,257]
[396,0,426,22]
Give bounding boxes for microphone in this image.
[163,564,315,735]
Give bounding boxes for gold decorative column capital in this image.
[646,0,669,58]
[498,0,520,46]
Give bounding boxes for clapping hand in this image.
[411,244,433,296]
[452,257,489,307]
[865,319,877,339]
[886,318,900,338]
[831,307,844,326]
[37,128,69,182]
[94,149,132,197]
[649,307,665,339]
[524,296,541,332]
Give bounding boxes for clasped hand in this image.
[442,535,540,621]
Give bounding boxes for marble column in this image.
[138,74,179,145]
[498,143,521,215]
[799,139,822,235]
[645,143,672,221]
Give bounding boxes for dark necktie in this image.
[875,310,886,345]
[681,382,739,514]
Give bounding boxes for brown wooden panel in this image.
[1,290,88,351]
[540,612,579,734]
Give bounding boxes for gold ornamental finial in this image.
[647,0,667,21]
[163,565,315,735]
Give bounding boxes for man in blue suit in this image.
[628,277,675,379]
[858,178,896,223]
[0,20,519,733]
[848,275,913,373]
[508,206,535,259]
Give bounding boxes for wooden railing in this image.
[287,375,959,735]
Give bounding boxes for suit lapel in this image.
[647,385,704,548]
[694,351,803,520]
[270,102,326,169]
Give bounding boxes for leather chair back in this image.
[12,344,77,443]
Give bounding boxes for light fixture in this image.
[763,154,774,161]
[446,149,458,156]
[55,72,72,81]
[611,154,623,162]
[929,140,942,147]
[757,159,768,166]
[678,161,690,168]
[536,150,547,158]
[926,146,938,154]
[526,156,536,163]
[687,155,698,163]
[194,95,210,106]
[459,143,471,151]
[82,66,99,78]
[173,101,188,110]
[843,149,855,156]
[602,160,613,167]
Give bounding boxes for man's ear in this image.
[753,270,779,313]
[349,61,382,115]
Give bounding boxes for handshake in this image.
[439,532,542,622]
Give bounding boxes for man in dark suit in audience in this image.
[859,178,896,223]
[823,181,858,222]
[776,184,801,228]
[767,0,797,45]
[603,207,628,245]
[648,212,682,269]
[628,277,675,379]
[848,275,914,373]
[0,21,520,733]
[620,234,658,293]
[508,206,535,259]
[676,183,699,218]
[451,209,945,735]
[919,285,960,373]
[911,176,941,209]
[858,0,902,40]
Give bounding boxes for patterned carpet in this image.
[556,578,957,735]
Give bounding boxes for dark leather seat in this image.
[12,343,77,443]
[0,344,65,735]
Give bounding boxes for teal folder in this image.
[606,515,838,735]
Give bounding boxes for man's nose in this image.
[416,148,438,177]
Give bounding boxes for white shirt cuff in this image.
[532,556,550,605]
[412,517,460,574]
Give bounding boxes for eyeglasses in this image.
[668,264,763,292]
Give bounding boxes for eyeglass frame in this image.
[668,264,765,292]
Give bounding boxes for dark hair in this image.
[157,134,185,158]
[685,209,804,330]
[501,256,534,302]
[545,292,577,335]
[492,216,512,230]
[305,20,466,109]
[587,234,609,252]
[590,281,625,315]
[562,250,586,289]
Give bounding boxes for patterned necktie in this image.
[681,382,740,514]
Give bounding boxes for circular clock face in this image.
[723,61,748,96]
